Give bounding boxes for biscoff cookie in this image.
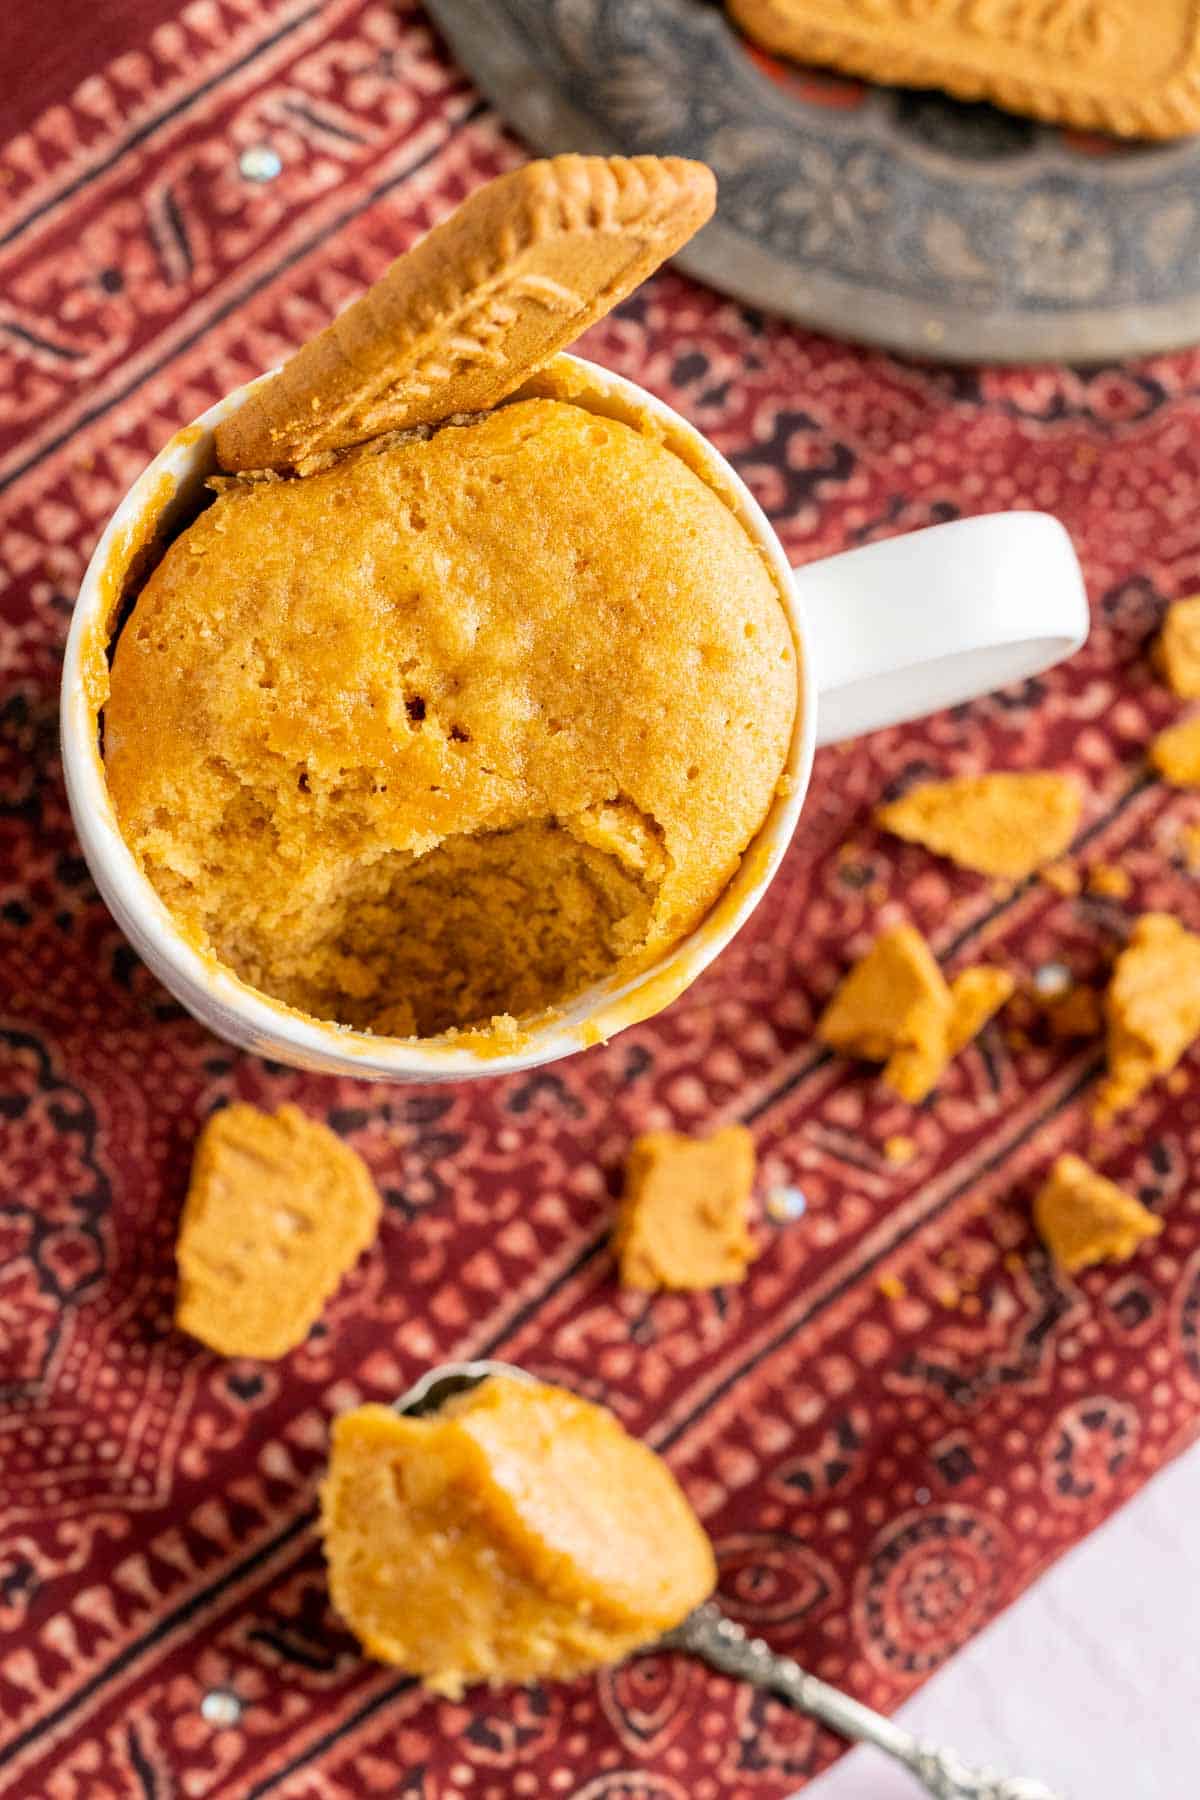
[727,0,1200,139]
[215,155,716,472]
[176,1103,381,1358]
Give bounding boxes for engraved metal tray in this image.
[425,0,1200,363]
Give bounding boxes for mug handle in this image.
[792,513,1090,747]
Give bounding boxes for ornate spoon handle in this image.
[657,1602,1063,1800]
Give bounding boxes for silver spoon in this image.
[395,1360,1064,1800]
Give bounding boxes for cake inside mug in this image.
[100,157,797,1043]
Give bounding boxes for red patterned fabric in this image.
[3,4,1200,1795]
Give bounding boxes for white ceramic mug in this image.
[61,356,1089,1082]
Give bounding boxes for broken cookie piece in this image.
[614,1125,757,1290]
[1095,913,1200,1119]
[1033,1153,1163,1273]
[817,924,1013,1104]
[1150,713,1200,788]
[176,1102,381,1357]
[1154,595,1200,698]
[875,772,1081,880]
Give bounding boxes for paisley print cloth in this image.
[2,3,1199,1795]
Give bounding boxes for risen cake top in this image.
[104,394,796,1036]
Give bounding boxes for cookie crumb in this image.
[1151,713,1200,788]
[817,924,1013,1104]
[1095,912,1200,1118]
[1086,862,1131,900]
[1033,1153,1163,1272]
[1155,595,1200,697]
[883,1134,917,1166]
[1041,860,1081,897]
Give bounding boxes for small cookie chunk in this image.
[176,1102,381,1357]
[1151,713,1200,787]
[817,924,1013,1104]
[726,0,1200,139]
[614,1126,757,1290]
[1034,1153,1163,1273]
[875,773,1080,879]
[883,1134,917,1166]
[885,964,1015,1104]
[817,923,946,1064]
[216,155,716,472]
[1041,860,1081,897]
[1085,862,1132,900]
[1095,913,1200,1119]
[1155,595,1200,697]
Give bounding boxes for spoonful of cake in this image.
[319,1359,1060,1799]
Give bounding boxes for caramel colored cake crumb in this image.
[1095,913,1200,1119]
[817,924,1013,1104]
[320,1376,715,1693]
[1155,596,1200,697]
[176,1103,381,1358]
[1033,1153,1162,1273]
[1041,860,1081,897]
[1151,713,1200,787]
[883,1134,916,1166]
[875,772,1080,880]
[1086,862,1132,900]
[106,399,794,1037]
[614,1125,756,1291]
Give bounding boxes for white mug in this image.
[60,356,1089,1082]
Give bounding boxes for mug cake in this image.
[100,156,798,1044]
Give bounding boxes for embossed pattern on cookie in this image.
[728,0,1200,138]
[215,154,716,471]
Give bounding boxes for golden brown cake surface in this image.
[176,1102,381,1358]
[106,397,795,1037]
[875,772,1080,880]
[817,923,1013,1103]
[320,1376,716,1693]
[614,1125,757,1291]
[1033,1153,1162,1273]
[1095,913,1200,1119]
